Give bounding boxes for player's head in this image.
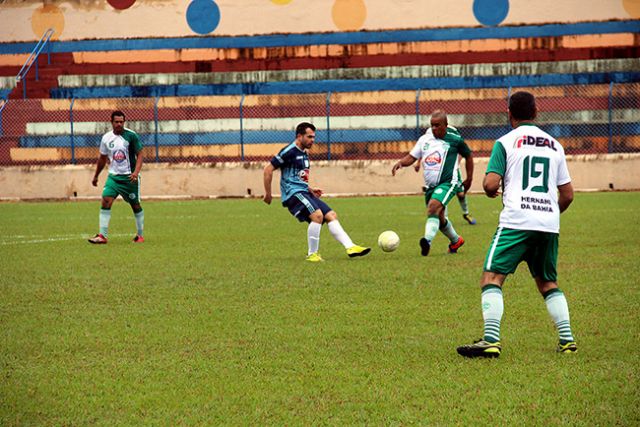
[430,110,448,139]
[295,122,316,149]
[111,110,126,134]
[508,91,537,123]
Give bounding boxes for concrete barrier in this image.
[0,153,638,200]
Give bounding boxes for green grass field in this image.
[1,192,639,425]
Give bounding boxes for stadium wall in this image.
[1,154,638,200]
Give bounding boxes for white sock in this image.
[544,288,575,343]
[307,222,322,255]
[424,216,440,242]
[482,285,504,343]
[458,196,469,215]
[99,208,111,237]
[134,210,144,236]
[440,219,460,243]
[327,220,354,248]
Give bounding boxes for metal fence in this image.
[0,83,638,166]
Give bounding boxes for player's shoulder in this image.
[122,128,140,139]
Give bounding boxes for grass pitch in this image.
[1,192,639,425]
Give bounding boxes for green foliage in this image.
[1,193,639,425]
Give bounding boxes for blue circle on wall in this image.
[473,0,509,26]
[186,0,221,35]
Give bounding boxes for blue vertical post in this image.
[415,89,421,139]
[607,81,614,153]
[154,96,160,162]
[326,92,331,160]
[22,78,27,99]
[47,39,51,65]
[0,100,7,137]
[70,97,76,164]
[239,94,245,161]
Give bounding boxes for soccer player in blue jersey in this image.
[263,122,371,262]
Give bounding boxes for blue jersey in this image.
[270,142,310,203]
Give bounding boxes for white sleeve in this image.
[409,136,425,160]
[557,153,571,186]
[99,135,109,156]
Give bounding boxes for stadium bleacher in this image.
[0,21,638,165]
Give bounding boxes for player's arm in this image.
[392,154,418,176]
[130,149,143,182]
[483,172,502,198]
[461,153,474,192]
[92,154,108,187]
[558,182,574,213]
[263,163,275,204]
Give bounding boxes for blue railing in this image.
[16,28,55,99]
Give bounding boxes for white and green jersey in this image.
[411,126,471,188]
[99,128,142,176]
[487,123,571,233]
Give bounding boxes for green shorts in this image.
[424,182,457,207]
[483,227,559,282]
[103,174,141,204]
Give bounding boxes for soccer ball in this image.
[378,230,400,252]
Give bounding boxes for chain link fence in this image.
[0,83,638,166]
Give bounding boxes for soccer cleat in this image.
[133,235,145,243]
[419,237,431,256]
[88,233,107,244]
[463,213,477,225]
[346,245,371,258]
[557,341,578,354]
[457,339,502,358]
[448,236,465,253]
[306,252,324,262]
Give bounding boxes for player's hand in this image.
[92,176,98,187]
[462,178,472,192]
[312,188,323,198]
[130,173,139,182]
[392,163,402,176]
[414,162,420,172]
[263,193,272,205]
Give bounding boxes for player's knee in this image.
[309,210,324,223]
[324,211,337,222]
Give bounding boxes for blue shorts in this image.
[283,191,332,223]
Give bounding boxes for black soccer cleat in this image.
[419,237,431,256]
[457,339,502,358]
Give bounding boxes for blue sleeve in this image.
[270,145,295,169]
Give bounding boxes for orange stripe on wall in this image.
[56,33,638,65]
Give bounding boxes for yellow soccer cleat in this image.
[346,245,371,258]
[457,339,502,358]
[557,341,578,354]
[305,252,324,262]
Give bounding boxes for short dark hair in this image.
[508,91,536,121]
[111,110,126,121]
[296,122,316,136]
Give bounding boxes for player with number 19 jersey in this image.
[486,123,571,234]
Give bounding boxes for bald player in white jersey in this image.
[457,91,577,358]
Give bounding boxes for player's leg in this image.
[457,191,476,225]
[287,192,325,261]
[457,228,528,358]
[528,233,577,353]
[89,177,117,244]
[126,177,144,242]
[430,183,464,253]
[324,210,370,258]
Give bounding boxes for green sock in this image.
[544,288,575,344]
[482,284,503,343]
[424,215,440,242]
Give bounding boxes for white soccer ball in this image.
[378,230,400,252]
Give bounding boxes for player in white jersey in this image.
[393,110,473,256]
[88,110,145,244]
[457,91,577,358]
